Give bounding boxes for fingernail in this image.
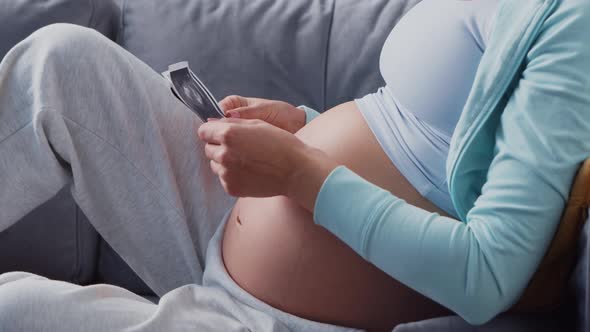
[228,111,241,118]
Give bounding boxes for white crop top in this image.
[355,0,500,216]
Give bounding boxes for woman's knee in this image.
[0,271,45,286]
[8,23,113,79]
[29,23,110,56]
[2,23,121,119]
[0,273,49,325]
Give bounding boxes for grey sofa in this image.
[0,0,587,331]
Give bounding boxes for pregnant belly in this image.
[222,102,453,331]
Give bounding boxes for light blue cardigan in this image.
[306,0,590,325]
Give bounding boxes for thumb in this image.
[226,106,267,120]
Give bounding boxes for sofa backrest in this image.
[118,0,420,111]
[0,0,120,60]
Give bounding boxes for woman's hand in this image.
[219,95,306,134]
[198,118,338,210]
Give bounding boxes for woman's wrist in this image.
[286,144,339,212]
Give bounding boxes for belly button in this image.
[236,215,243,226]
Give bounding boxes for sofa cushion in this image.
[0,189,100,284]
[118,0,333,111]
[119,0,422,112]
[96,240,153,296]
[0,0,120,59]
[0,0,120,285]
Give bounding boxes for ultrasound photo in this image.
[163,62,225,122]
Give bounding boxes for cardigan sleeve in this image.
[298,105,321,125]
[313,1,590,325]
[314,166,520,325]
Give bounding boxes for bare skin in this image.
[218,101,454,331]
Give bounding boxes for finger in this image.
[226,106,266,120]
[204,143,223,162]
[198,119,255,144]
[217,117,254,124]
[210,159,224,176]
[225,110,241,118]
[218,96,238,111]
[219,95,249,112]
[198,121,230,144]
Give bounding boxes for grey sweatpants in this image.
[0,24,358,332]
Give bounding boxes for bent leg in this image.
[0,272,285,332]
[0,272,156,331]
[0,24,235,295]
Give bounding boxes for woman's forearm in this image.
[286,105,335,211]
[286,144,339,213]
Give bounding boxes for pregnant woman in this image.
[1,0,589,331]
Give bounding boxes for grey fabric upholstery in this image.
[96,240,151,296]
[118,0,422,112]
[0,0,119,59]
[0,189,99,284]
[0,0,120,285]
[119,0,333,111]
